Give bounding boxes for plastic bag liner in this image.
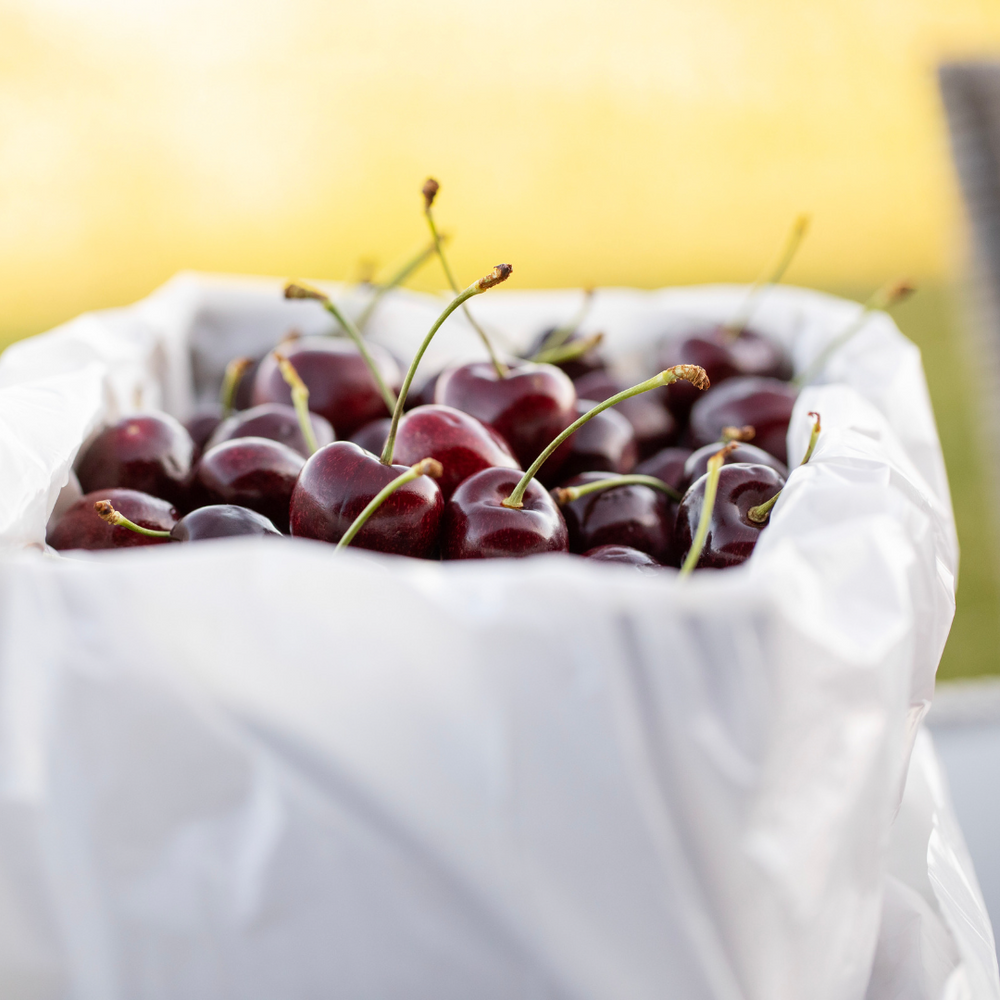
[0,272,995,1000]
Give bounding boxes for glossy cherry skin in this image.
[185,407,224,459]
[232,357,263,411]
[350,418,392,456]
[76,413,194,506]
[572,372,677,459]
[206,403,334,458]
[583,544,663,568]
[251,337,402,438]
[290,442,443,557]
[435,360,577,474]
[557,472,674,564]
[191,437,304,532]
[689,377,798,464]
[635,446,693,495]
[48,488,177,551]
[170,504,281,541]
[407,372,440,411]
[557,400,637,482]
[674,463,785,569]
[392,405,520,500]
[683,440,788,489]
[441,467,569,559]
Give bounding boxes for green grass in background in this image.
[2,286,998,677]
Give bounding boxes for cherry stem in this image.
[355,237,442,332]
[93,501,173,539]
[793,279,915,388]
[380,264,514,466]
[553,474,682,505]
[679,444,736,576]
[746,411,821,525]
[220,357,253,417]
[502,364,710,509]
[422,178,508,379]
[533,287,596,355]
[724,213,810,340]
[530,332,604,367]
[273,352,319,455]
[335,458,443,551]
[284,281,399,414]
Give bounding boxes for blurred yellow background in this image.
[2,0,1000,336]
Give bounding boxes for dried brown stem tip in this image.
[413,457,444,478]
[476,264,513,291]
[94,500,118,524]
[808,411,822,433]
[721,425,755,443]
[284,282,328,302]
[552,487,573,505]
[422,178,440,209]
[667,364,711,391]
[885,280,915,306]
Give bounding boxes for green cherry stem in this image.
[422,178,509,378]
[94,500,172,539]
[355,237,442,332]
[380,264,514,466]
[284,281,398,414]
[530,332,604,367]
[553,473,682,505]
[220,356,253,417]
[335,458,443,551]
[746,410,822,525]
[793,279,914,388]
[273,352,319,455]
[502,364,710,510]
[533,286,596,355]
[679,444,736,577]
[724,213,811,340]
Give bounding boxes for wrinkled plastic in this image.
[0,273,994,999]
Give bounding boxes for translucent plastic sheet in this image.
[0,273,994,999]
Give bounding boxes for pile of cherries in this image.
[46,182,855,573]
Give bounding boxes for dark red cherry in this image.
[524,328,604,380]
[557,472,674,564]
[290,442,443,557]
[727,328,793,381]
[206,403,334,458]
[435,360,577,474]
[76,413,194,506]
[674,463,785,569]
[683,440,787,488]
[634,446,693,494]
[689,377,798,464]
[350,418,392,455]
[192,437,304,532]
[572,371,676,459]
[170,504,281,540]
[407,372,440,410]
[185,407,224,459]
[232,356,262,411]
[557,400,637,481]
[251,337,402,438]
[441,467,568,559]
[584,544,663,568]
[392,405,519,500]
[48,488,177,551]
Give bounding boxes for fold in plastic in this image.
[0,274,994,999]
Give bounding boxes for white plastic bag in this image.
[0,273,993,999]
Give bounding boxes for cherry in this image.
[573,371,677,458]
[48,488,177,551]
[232,357,262,411]
[185,408,224,459]
[350,418,392,455]
[191,437,304,532]
[683,439,787,488]
[435,360,577,474]
[675,462,786,570]
[584,544,663,568]
[557,399,637,481]
[76,413,194,506]
[554,472,674,564]
[526,329,604,380]
[185,356,259,459]
[441,467,568,559]
[251,337,401,439]
[407,372,441,410]
[392,404,519,500]
[689,377,798,464]
[206,403,334,458]
[94,500,281,541]
[290,442,443,557]
[634,446,693,494]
